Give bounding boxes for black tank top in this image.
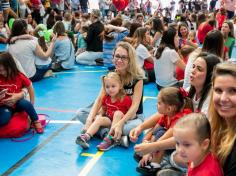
[123,79,143,114]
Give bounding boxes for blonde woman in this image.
[210,62,236,175]
[76,41,145,146]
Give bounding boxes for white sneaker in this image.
[119,135,129,148]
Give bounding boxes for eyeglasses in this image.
[113,54,129,61]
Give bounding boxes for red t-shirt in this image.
[157,108,192,129]
[102,95,132,120]
[216,13,227,29]
[187,153,223,176]
[176,56,188,81]
[197,22,214,44]
[0,73,31,104]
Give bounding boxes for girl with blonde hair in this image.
[76,41,145,147]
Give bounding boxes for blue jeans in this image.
[0,99,38,127]
[30,66,50,82]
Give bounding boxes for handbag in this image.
[11,114,50,142]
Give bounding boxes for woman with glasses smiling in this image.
[76,41,145,147]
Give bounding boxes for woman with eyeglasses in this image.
[76,41,145,147]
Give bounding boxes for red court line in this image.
[35,107,77,113]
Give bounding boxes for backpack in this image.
[0,112,29,138]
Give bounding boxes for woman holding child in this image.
[76,41,145,150]
[8,19,56,82]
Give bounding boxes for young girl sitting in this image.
[135,87,193,175]
[33,25,53,78]
[0,52,44,133]
[173,113,223,176]
[76,72,132,151]
[75,25,88,56]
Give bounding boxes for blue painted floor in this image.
[0,65,158,176]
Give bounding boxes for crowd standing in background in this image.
[0,0,236,175]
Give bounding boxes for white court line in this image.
[49,120,82,124]
[78,151,103,176]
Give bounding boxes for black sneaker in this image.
[75,134,90,149]
[133,152,142,163]
[136,162,161,176]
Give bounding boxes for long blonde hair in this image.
[113,42,145,86]
[209,62,236,165]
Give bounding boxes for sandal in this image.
[136,162,161,175]
[32,121,44,134]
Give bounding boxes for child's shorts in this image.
[152,126,166,140]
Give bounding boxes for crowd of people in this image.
[0,0,236,175]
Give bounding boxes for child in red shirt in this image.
[176,45,195,81]
[0,52,44,133]
[76,72,132,151]
[173,113,223,176]
[134,87,193,173]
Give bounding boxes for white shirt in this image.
[8,39,37,78]
[154,47,180,87]
[136,44,151,68]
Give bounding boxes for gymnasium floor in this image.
[0,43,235,176]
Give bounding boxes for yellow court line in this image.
[81,153,96,157]
[78,151,104,176]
